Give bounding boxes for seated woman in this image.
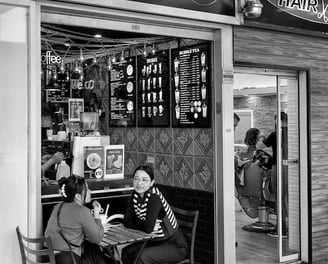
[122,165,188,264]
[45,175,113,264]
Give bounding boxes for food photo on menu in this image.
[83,145,104,179]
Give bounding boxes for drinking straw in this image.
[105,204,109,216]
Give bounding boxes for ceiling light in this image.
[143,43,147,57]
[107,56,113,70]
[151,44,156,55]
[79,48,84,62]
[94,34,102,39]
[120,50,125,62]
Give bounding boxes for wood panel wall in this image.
[233,26,328,263]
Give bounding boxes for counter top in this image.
[42,176,133,199]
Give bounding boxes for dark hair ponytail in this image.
[58,175,86,202]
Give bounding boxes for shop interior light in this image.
[74,61,79,72]
[111,54,117,64]
[241,0,263,18]
[53,67,58,80]
[143,43,147,57]
[120,50,125,62]
[59,60,65,73]
[79,48,84,62]
[94,34,102,39]
[151,43,156,55]
[93,55,97,64]
[107,56,113,70]
[66,71,70,81]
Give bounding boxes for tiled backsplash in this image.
[109,127,214,192]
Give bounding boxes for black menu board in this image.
[109,57,136,127]
[137,51,170,127]
[171,43,211,128]
[46,73,70,103]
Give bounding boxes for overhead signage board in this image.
[247,0,328,35]
[60,0,238,24]
[128,0,235,16]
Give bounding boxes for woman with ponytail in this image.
[45,175,113,264]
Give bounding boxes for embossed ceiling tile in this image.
[124,151,138,176]
[194,128,214,156]
[124,128,138,151]
[109,128,124,145]
[155,154,173,185]
[174,156,194,189]
[194,157,214,191]
[138,128,155,152]
[173,128,194,155]
[155,128,173,154]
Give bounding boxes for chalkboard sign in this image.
[171,43,211,128]
[46,73,70,103]
[137,50,170,127]
[109,57,136,127]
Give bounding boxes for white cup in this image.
[46,129,53,140]
[57,131,66,141]
[98,214,108,225]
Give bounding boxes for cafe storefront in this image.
[0,0,238,263]
[3,0,328,264]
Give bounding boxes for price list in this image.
[172,43,211,128]
[137,51,170,127]
[109,57,136,127]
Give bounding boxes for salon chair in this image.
[235,151,276,233]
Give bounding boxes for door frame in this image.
[234,66,309,263]
[37,1,236,263]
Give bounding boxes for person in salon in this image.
[45,176,113,264]
[122,165,188,264]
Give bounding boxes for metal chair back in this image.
[171,206,199,264]
[16,226,56,264]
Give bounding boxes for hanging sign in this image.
[109,57,136,127]
[171,43,211,128]
[267,0,328,24]
[247,0,328,34]
[137,51,170,127]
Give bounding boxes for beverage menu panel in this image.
[137,51,170,127]
[171,43,211,128]
[109,57,136,127]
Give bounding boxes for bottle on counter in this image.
[56,160,70,180]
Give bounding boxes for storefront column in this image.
[214,25,235,264]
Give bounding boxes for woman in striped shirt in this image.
[122,165,188,264]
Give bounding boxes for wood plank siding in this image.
[233,26,328,263]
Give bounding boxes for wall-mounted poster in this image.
[104,145,124,179]
[171,43,211,128]
[109,57,136,127]
[137,50,170,127]
[68,98,84,121]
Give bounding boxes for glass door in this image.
[277,77,300,262]
[234,68,301,263]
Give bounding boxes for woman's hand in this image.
[92,200,102,218]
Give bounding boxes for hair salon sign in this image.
[268,0,328,24]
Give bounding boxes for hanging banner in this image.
[247,0,328,34]
[127,0,235,16]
